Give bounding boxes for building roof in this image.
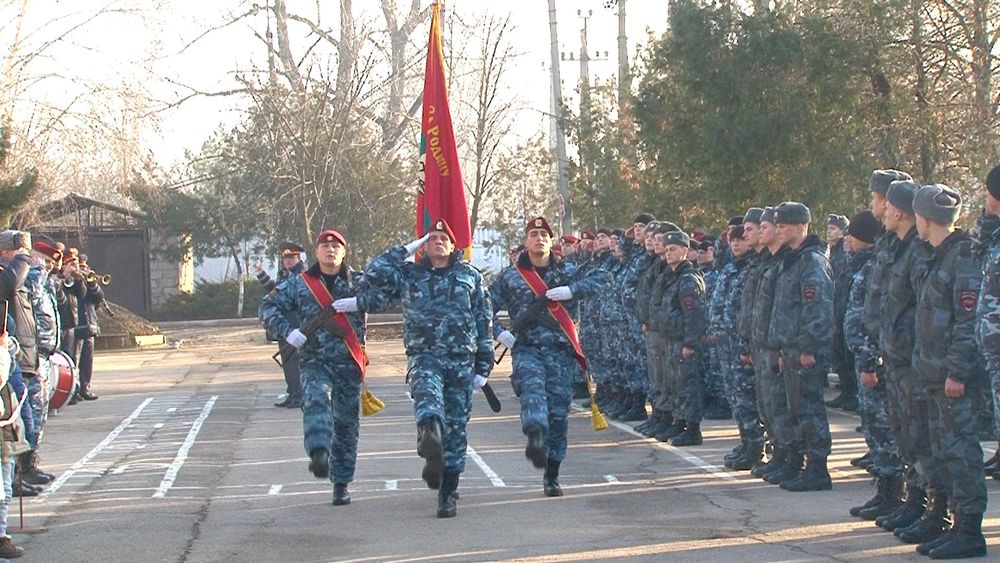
[30,192,147,230]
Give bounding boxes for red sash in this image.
[300,272,368,377]
[514,265,587,371]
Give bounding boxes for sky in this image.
[5,0,671,168]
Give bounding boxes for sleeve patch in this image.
[682,295,694,310]
[803,285,816,302]
[960,290,978,312]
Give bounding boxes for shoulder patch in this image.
[960,290,978,312]
[682,295,694,310]
[803,285,816,302]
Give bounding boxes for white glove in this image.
[545,286,573,301]
[404,233,431,256]
[474,374,488,389]
[285,329,307,349]
[333,297,358,313]
[497,330,516,349]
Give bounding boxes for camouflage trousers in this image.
[301,359,361,484]
[27,357,50,449]
[887,364,936,491]
[704,336,725,400]
[601,320,629,389]
[666,341,703,423]
[510,343,580,462]
[992,360,1000,440]
[645,331,671,414]
[855,362,903,478]
[753,347,794,449]
[622,318,649,394]
[719,336,763,447]
[925,387,988,516]
[779,349,832,460]
[831,328,856,394]
[580,322,608,386]
[407,353,474,474]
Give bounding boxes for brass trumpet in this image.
[85,271,112,286]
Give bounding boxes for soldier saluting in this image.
[490,217,611,497]
[259,229,387,506]
[364,219,495,518]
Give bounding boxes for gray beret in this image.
[913,184,962,225]
[760,207,776,225]
[870,169,913,195]
[662,230,690,248]
[774,202,812,225]
[743,207,765,225]
[0,230,30,251]
[886,180,920,214]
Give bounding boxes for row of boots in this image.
[593,387,647,422]
[634,410,703,446]
[853,479,986,559]
[748,448,832,491]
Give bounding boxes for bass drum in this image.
[48,350,78,411]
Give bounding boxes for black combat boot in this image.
[417,418,444,489]
[766,452,803,485]
[858,474,903,519]
[437,472,460,517]
[20,451,53,486]
[619,392,648,422]
[752,447,784,478]
[641,411,672,437]
[851,476,886,518]
[729,442,764,471]
[670,421,703,446]
[926,512,987,559]
[654,420,686,442]
[635,409,658,434]
[724,441,748,467]
[543,459,563,497]
[878,485,925,531]
[608,387,632,419]
[781,455,831,491]
[850,451,872,469]
[308,449,330,479]
[524,426,547,469]
[916,515,959,556]
[983,444,1000,474]
[332,483,351,506]
[897,493,950,544]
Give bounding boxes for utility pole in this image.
[547,0,572,235]
[573,9,608,228]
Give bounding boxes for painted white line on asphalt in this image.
[152,395,218,498]
[39,397,155,499]
[167,408,177,413]
[604,474,619,484]
[466,445,506,487]
[268,485,282,495]
[571,403,736,482]
[154,423,164,429]
[385,480,398,491]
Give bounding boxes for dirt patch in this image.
[97,302,161,336]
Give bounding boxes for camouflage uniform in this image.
[769,235,833,465]
[616,236,655,396]
[597,253,628,392]
[700,263,726,409]
[828,239,855,399]
[259,263,386,485]
[912,231,987,523]
[639,260,670,415]
[579,252,616,388]
[365,246,494,474]
[653,260,706,425]
[490,252,611,462]
[257,261,306,402]
[720,252,764,450]
[973,214,1000,441]
[25,264,60,448]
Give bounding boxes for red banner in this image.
[417,3,471,256]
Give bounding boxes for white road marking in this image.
[152,395,218,498]
[154,423,164,429]
[39,397,155,498]
[604,474,619,484]
[268,485,282,495]
[466,445,506,487]
[167,408,177,413]
[385,480,398,491]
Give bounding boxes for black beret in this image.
[913,184,962,225]
[633,212,656,224]
[886,180,920,214]
[987,164,1000,200]
[743,207,765,224]
[869,169,912,195]
[728,216,745,227]
[774,202,812,225]
[612,228,625,238]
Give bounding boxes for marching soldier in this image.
[909,185,987,558]
[976,165,1000,481]
[490,217,611,497]
[260,229,386,506]
[364,219,494,518]
[768,202,834,492]
[256,241,307,408]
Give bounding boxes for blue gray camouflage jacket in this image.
[720,252,753,335]
[490,251,611,351]
[973,213,1000,370]
[651,260,706,347]
[366,247,494,376]
[25,265,60,356]
[875,226,921,368]
[259,262,385,366]
[843,247,876,357]
[766,235,833,355]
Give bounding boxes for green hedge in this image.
[154,280,267,321]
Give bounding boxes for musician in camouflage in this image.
[365,219,494,518]
[259,229,387,506]
[490,217,611,497]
